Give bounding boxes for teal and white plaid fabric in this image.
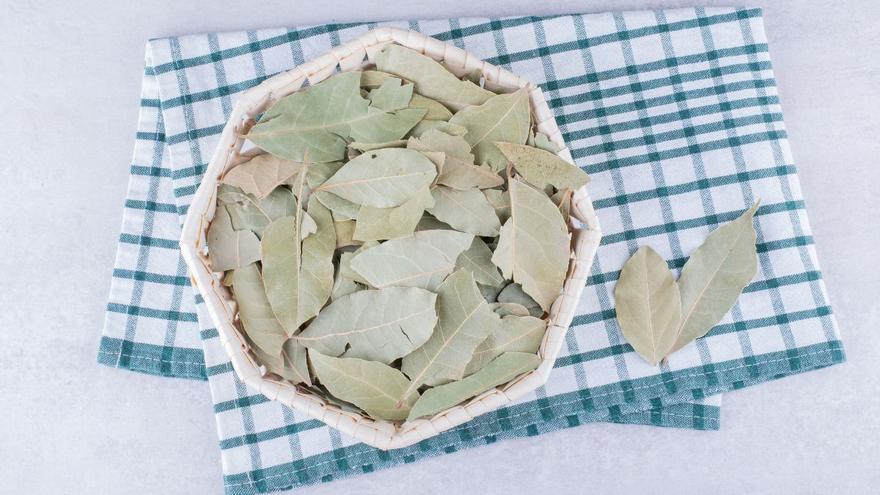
[99,7,844,493]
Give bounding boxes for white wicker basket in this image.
[180,28,602,450]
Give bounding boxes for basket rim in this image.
[180,26,602,451]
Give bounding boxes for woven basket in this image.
[180,27,602,450]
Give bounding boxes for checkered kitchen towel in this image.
[99,7,844,493]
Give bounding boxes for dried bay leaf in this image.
[248,72,425,162]
[375,44,494,111]
[348,107,427,144]
[495,142,589,191]
[492,178,570,311]
[427,186,501,236]
[330,265,364,301]
[407,129,503,190]
[221,153,304,199]
[247,72,367,162]
[297,287,438,364]
[207,205,262,272]
[407,352,540,420]
[478,282,504,303]
[461,68,483,86]
[670,203,759,353]
[303,160,360,221]
[232,262,287,356]
[533,132,562,153]
[401,270,497,390]
[354,186,434,242]
[350,230,473,291]
[314,191,359,222]
[448,89,531,170]
[483,189,511,223]
[464,315,546,374]
[407,120,468,138]
[348,140,407,152]
[261,187,336,334]
[456,237,504,287]
[360,70,400,90]
[415,214,454,231]
[409,94,453,121]
[251,336,312,385]
[309,352,418,421]
[497,283,543,318]
[333,220,359,248]
[368,77,414,111]
[304,161,344,188]
[339,250,370,286]
[490,302,531,317]
[218,184,296,238]
[614,246,682,365]
[316,148,436,208]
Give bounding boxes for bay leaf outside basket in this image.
[180,28,602,451]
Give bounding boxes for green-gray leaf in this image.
[490,302,530,317]
[614,246,682,365]
[339,250,370,286]
[247,72,368,162]
[496,283,543,317]
[478,282,504,303]
[348,107,427,144]
[448,89,531,170]
[456,237,504,287]
[671,203,760,353]
[464,315,545,375]
[409,94,453,120]
[247,72,424,162]
[360,70,400,90]
[350,230,473,290]
[251,337,312,385]
[415,214,454,231]
[427,186,501,236]
[495,142,589,191]
[330,262,364,301]
[333,220,358,248]
[401,270,497,390]
[492,178,570,311]
[407,129,503,190]
[406,120,468,138]
[260,197,336,334]
[375,44,494,111]
[218,184,297,238]
[297,287,438,364]
[533,132,562,153]
[232,262,287,356]
[348,140,408,152]
[309,351,419,421]
[408,352,540,420]
[483,189,511,224]
[316,148,437,208]
[354,186,435,241]
[221,153,305,199]
[207,205,262,272]
[368,77,413,111]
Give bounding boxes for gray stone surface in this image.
[0,1,877,493]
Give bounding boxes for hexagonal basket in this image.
[180,27,602,450]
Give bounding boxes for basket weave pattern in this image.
[180,28,602,450]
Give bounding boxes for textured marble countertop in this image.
[1,1,877,493]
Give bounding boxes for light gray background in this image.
[0,1,877,493]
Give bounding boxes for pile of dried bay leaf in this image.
[207,44,589,422]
